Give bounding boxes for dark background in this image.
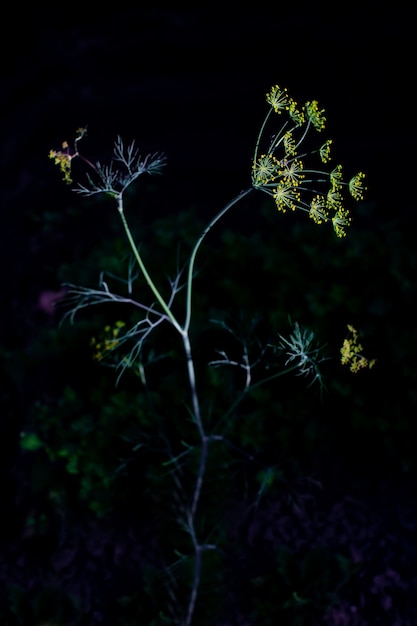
[1,4,415,334]
[1,4,417,625]
[1,4,414,313]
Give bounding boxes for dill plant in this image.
[49,85,370,625]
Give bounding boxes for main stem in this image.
[181,325,208,626]
[182,189,257,624]
[118,189,255,625]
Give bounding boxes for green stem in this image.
[117,197,183,334]
[184,187,253,332]
[253,106,274,163]
[182,332,204,436]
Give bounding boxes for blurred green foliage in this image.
[3,185,417,624]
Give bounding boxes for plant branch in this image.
[183,188,253,332]
[116,196,183,334]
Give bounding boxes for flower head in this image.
[309,195,329,225]
[266,85,291,113]
[49,128,86,185]
[340,325,376,373]
[252,154,281,187]
[332,207,351,238]
[273,181,301,213]
[326,188,343,211]
[280,158,305,185]
[349,172,366,201]
[330,165,343,187]
[319,139,333,164]
[305,100,326,131]
[49,142,75,184]
[288,99,305,126]
[283,131,297,157]
[91,320,126,363]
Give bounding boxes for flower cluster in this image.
[49,141,74,184]
[48,127,87,184]
[252,85,366,237]
[90,320,126,362]
[340,324,376,373]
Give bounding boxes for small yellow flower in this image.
[332,207,351,238]
[266,85,291,113]
[330,165,343,187]
[75,127,87,141]
[49,140,75,184]
[281,159,305,185]
[340,325,376,373]
[326,189,343,211]
[288,99,305,126]
[283,131,297,157]
[273,181,301,213]
[252,154,281,187]
[319,139,333,164]
[349,172,366,201]
[90,321,126,362]
[309,195,329,225]
[49,130,87,185]
[305,100,326,131]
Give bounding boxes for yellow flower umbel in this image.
[90,320,126,363]
[266,85,291,113]
[251,85,366,238]
[349,172,367,201]
[340,325,376,373]
[251,154,281,186]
